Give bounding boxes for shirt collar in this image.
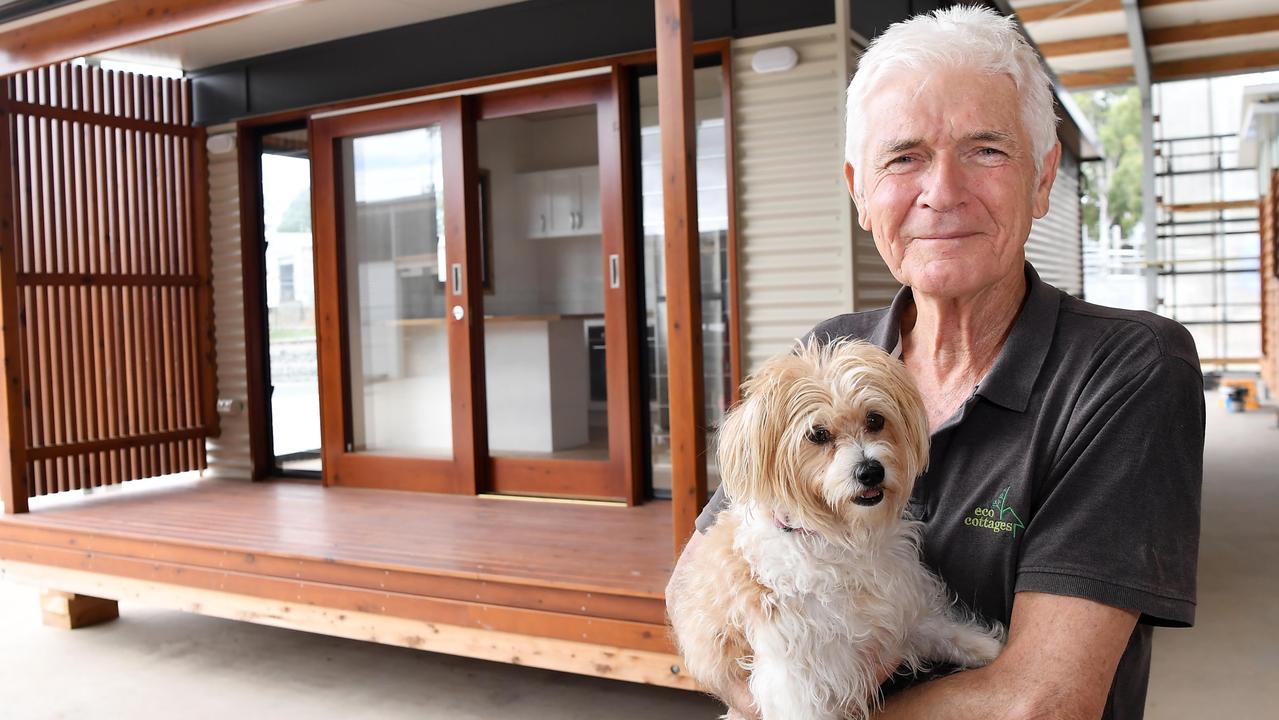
[869,261,1061,413]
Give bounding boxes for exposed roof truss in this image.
[1012,0,1279,89]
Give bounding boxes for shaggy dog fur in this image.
[667,339,1004,720]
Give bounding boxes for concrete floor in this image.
[1144,391,1279,718]
[1,393,1275,719]
[0,583,721,719]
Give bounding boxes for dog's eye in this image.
[866,412,885,432]
[806,426,832,444]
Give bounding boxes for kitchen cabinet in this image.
[380,315,594,453]
[518,166,600,238]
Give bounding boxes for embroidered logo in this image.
[962,486,1026,538]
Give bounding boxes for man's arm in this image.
[876,592,1138,720]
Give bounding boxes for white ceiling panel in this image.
[1151,30,1279,63]
[1024,12,1127,44]
[1142,0,1279,29]
[1047,48,1134,72]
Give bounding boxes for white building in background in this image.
[264,230,316,328]
[1083,221,1145,311]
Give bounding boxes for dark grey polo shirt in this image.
[695,262,1204,719]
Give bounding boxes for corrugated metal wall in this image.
[732,25,858,372]
[1026,149,1082,296]
[852,221,898,309]
[204,126,254,479]
[847,39,900,311]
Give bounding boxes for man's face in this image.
[846,68,1060,299]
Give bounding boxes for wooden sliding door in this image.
[310,72,638,501]
[310,97,485,493]
[475,73,639,502]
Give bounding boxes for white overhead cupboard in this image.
[517,166,601,238]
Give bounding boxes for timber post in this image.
[655,0,707,556]
[0,79,29,514]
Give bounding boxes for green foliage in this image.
[277,189,311,233]
[1074,87,1143,240]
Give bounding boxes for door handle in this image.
[609,254,620,289]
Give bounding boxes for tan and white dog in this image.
[667,339,1004,720]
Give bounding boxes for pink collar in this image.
[772,511,814,535]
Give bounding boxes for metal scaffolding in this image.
[1153,90,1264,370]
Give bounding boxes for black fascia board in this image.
[190,0,834,125]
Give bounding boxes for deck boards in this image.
[1,478,675,598]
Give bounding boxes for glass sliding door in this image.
[475,75,639,501]
[636,65,735,498]
[309,72,638,500]
[310,98,483,493]
[258,127,322,474]
[343,126,452,455]
[477,106,606,461]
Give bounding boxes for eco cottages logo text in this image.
[963,486,1025,538]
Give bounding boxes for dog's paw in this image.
[953,621,1004,667]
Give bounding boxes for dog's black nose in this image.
[855,460,884,487]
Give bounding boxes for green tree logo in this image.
[991,486,1026,538]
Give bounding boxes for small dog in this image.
[667,339,1004,720]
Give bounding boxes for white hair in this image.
[844,5,1058,196]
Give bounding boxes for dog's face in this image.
[717,339,930,539]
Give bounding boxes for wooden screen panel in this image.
[3,63,214,501]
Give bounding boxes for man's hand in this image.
[875,592,1138,720]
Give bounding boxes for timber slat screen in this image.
[2,63,215,505]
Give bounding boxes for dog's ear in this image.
[717,354,802,512]
[717,375,767,507]
[882,353,931,483]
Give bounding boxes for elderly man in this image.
[677,6,1204,720]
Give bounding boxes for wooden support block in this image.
[40,589,120,630]
[6,561,698,690]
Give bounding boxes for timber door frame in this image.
[236,116,320,481]
[310,96,486,494]
[475,71,642,504]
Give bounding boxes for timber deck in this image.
[0,478,690,687]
